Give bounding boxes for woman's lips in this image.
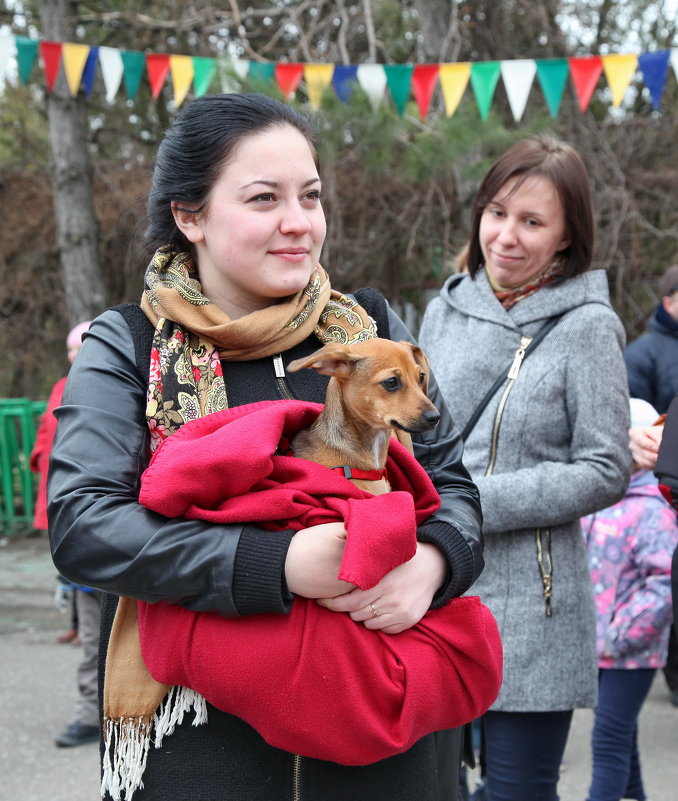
[270,248,309,263]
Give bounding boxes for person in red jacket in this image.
[30,321,91,531]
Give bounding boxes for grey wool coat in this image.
[419,269,631,712]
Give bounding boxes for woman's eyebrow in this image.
[241,177,321,190]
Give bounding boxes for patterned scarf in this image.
[486,259,564,309]
[102,245,378,801]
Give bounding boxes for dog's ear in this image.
[398,341,430,393]
[287,344,364,378]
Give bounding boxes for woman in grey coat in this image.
[419,135,631,801]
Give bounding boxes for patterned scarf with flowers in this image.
[140,245,377,452]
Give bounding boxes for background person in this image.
[419,134,631,801]
[624,262,678,708]
[47,93,485,801]
[582,397,678,801]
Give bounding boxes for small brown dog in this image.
[286,338,440,494]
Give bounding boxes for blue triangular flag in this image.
[81,45,99,97]
[637,50,670,111]
[332,65,358,103]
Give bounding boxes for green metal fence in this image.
[0,398,47,535]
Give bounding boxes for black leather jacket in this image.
[48,304,483,617]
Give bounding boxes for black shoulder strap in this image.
[353,287,391,340]
[111,302,154,380]
[461,313,564,442]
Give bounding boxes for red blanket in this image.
[138,400,502,764]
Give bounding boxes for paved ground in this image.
[1,533,676,801]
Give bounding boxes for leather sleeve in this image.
[387,307,484,604]
[48,310,294,617]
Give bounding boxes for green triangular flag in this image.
[193,56,217,97]
[535,59,569,117]
[470,61,501,120]
[248,62,275,86]
[120,50,146,100]
[384,64,414,115]
[15,36,38,85]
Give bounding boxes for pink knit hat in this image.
[66,321,92,349]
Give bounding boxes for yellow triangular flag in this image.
[303,64,334,110]
[602,53,638,107]
[62,43,90,97]
[438,62,471,117]
[170,54,194,108]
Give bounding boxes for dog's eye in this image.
[419,371,426,385]
[381,376,400,392]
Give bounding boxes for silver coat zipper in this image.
[485,335,532,476]
[273,353,293,399]
[293,754,302,801]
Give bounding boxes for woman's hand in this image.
[629,425,664,471]
[285,522,355,599]
[317,541,447,634]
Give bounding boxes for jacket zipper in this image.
[485,335,532,476]
[273,354,294,399]
[293,754,302,801]
[536,527,553,617]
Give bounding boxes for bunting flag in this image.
[332,64,358,102]
[146,53,170,100]
[535,58,569,117]
[1,34,677,121]
[0,32,13,89]
[356,63,388,109]
[193,55,217,97]
[501,59,537,122]
[638,50,670,110]
[384,64,414,115]
[248,61,275,87]
[40,41,62,92]
[602,53,638,107]
[80,45,99,97]
[120,50,145,100]
[99,46,124,103]
[15,36,38,85]
[304,63,334,109]
[219,57,248,93]
[568,55,603,112]
[438,62,470,117]
[470,61,501,120]
[171,55,194,107]
[62,42,89,97]
[275,63,304,99]
[412,64,439,119]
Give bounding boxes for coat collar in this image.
[440,268,613,328]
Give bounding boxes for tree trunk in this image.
[41,0,107,326]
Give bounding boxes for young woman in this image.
[47,93,486,801]
[419,135,631,801]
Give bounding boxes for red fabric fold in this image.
[138,399,503,764]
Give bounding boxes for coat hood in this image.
[439,269,613,331]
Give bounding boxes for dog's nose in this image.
[423,409,441,427]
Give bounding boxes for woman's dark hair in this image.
[144,93,318,253]
[466,135,594,281]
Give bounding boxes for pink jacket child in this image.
[582,468,678,669]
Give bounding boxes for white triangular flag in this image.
[357,64,387,110]
[501,59,537,122]
[98,46,124,103]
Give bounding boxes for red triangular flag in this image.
[568,55,603,112]
[411,64,439,119]
[146,53,171,100]
[275,63,304,98]
[40,41,62,92]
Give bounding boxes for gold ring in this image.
[370,603,381,618]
